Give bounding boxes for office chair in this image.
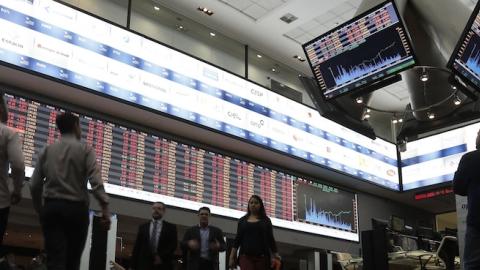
[435,236,458,270]
[422,236,458,270]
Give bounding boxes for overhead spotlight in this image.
[198,6,214,16]
[451,85,457,90]
[355,97,363,104]
[271,68,276,72]
[362,108,370,120]
[176,25,186,31]
[154,6,160,11]
[209,32,216,37]
[257,54,262,58]
[427,111,435,119]
[392,118,398,124]
[420,68,429,82]
[398,118,403,123]
[454,95,462,106]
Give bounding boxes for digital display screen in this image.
[449,1,480,90]
[5,93,359,241]
[400,123,480,190]
[0,0,399,190]
[294,179,358,234]
[302,1,415,100]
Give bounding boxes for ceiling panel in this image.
[219,0,290,20]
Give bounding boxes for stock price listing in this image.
[4,93,293,221]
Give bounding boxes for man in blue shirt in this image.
[453,129,480,270]
[181,207,226,270]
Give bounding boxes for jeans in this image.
[464,225,480,270]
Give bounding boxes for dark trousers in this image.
[464,225,480,270]
[239,255,269,270]
[0,207,9,254]
[199,258,214,270]
[42,199,89,270]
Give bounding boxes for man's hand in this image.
[100,205,111,231]
[188,239,200,250]
[10,193,21,205]
[209,239,220,251]
[109,260,125,270]
[153,255,162,265]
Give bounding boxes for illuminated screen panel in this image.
[449,2,480,90]
[294,179,358,237]
[5,93,359,241]
[400,123,480,190]
[0,0,399,190]
[302,1,416,100]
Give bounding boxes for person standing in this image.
[453,128,480,270]
[181,207,226,270]
[228,195,280,270]
[130,202,178,270]
[0,94,25,248]
[30,112,111,270]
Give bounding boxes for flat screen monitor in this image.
[302,0,416,100]
[400,122,480,190]
[371,218,389,231]
[448,1,480,90]
[391,215,405,232]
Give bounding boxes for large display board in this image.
[5,93,359,241]
[0,0,400,190]
[303,1,415,100]
[400,123,480,190]
[448,1,480,90]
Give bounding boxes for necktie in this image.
[151,221,158,252]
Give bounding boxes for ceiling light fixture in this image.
[154,6,160,11]
[209,32,216,37]
[427,111,435,119]
[197,6,214,16]
[362,108,370,120]
[355,97,363,104]
[257,54,262,58]
[420,68,429,82]
[271,68,276,72]
[453,95,462,106]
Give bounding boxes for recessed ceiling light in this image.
[209,32,216,37]
[257,54,262,58]
[154,6,160,11]
[454,95,462,106]
[427,111,435,119]
[271,68,276,72]
[355,97,363,104]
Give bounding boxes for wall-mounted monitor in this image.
[302,0,416,100]
[448,1,480,90]
[0,0,400,190]
[294,179,358,240]
[400,122,480,190]
[4,92,360,241]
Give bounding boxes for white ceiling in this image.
[153,0,411,111]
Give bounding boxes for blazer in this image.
[180,225,226,270]
[454,150,480,228]
[131,220,178,270]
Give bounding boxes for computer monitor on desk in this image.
[371,218,389,231]
[391,215,405,233]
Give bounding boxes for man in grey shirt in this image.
[30,112,111,270]
[0,94,25,250]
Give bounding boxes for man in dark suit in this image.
[131,202,177,270]
[181,207,226,270]
[453,129,480,270]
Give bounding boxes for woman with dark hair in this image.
[228,195,280,270]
